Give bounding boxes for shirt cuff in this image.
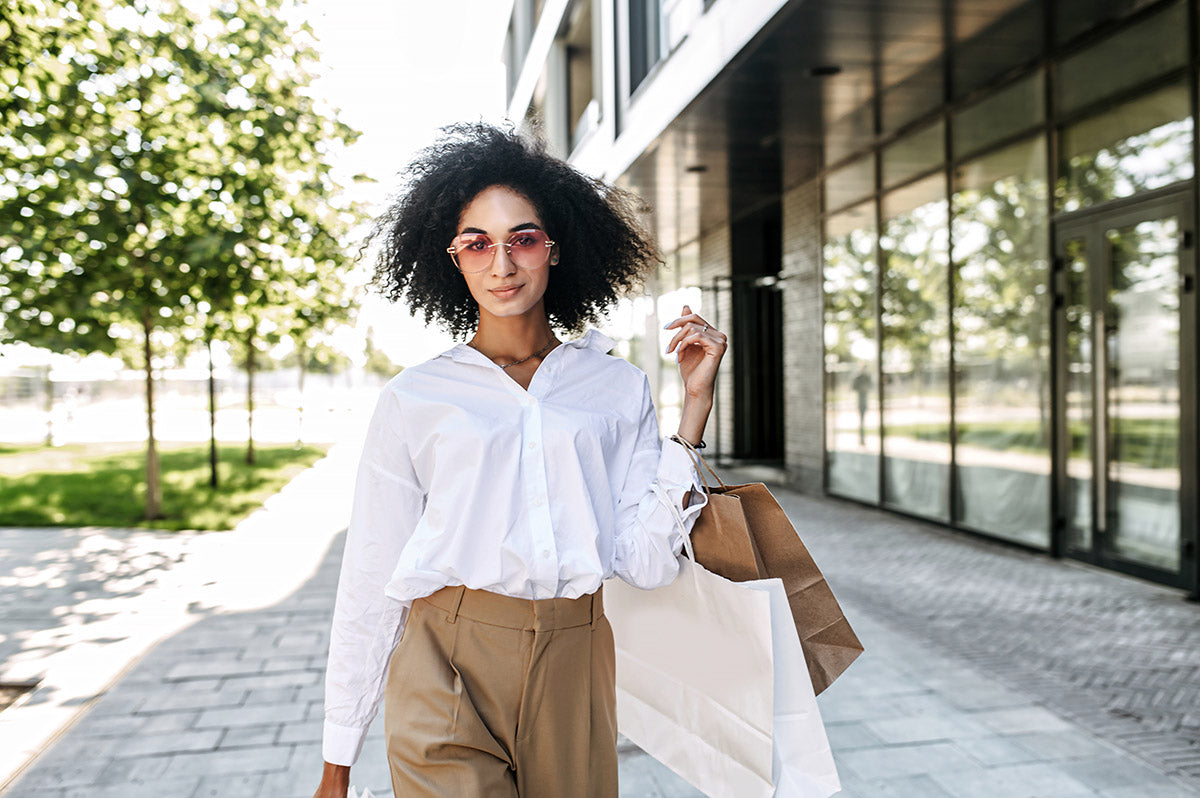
[660,437,710,522]
[323,719,368,767]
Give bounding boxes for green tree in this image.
[0,0,362,515]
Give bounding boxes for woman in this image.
[313,123,726,798]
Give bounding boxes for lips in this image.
[490,285,523,298]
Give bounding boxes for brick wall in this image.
[781,178,824,493]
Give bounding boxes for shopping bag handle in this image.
[655,481,698,564]
[669,434,728,491]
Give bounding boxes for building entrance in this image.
[1054,188,1197,594]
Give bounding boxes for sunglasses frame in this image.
[446,230,557,274]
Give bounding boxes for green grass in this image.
[0,442,331,530]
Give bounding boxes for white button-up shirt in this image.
[322,328,709,765]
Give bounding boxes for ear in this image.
[549,242,559,265]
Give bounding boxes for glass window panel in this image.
[1057,82,1193,211]
[953,0,1044,97]
[825,103,875,168]
[1062,236,1093,554]
[825,155,875,214]
[882,120,945,189]
[1056,1,1186,116]
[881,175,951,520]
[881,59,944,135]
[953,71,1044,159]
[1055,0,1162,45]
[1105,218,1181,571]
[824,202,879,503]
[951,137,1051,548]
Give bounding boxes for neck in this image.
[470,308,556,363]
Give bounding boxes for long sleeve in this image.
[612,374,710,589]
[322,383,425,766]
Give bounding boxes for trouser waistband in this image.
[417,584,604,631]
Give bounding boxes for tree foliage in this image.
[0,0,364,516]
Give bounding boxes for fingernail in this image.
[662,322,670,329]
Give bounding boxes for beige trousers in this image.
[383,584,618,797]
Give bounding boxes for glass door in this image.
[1054,191,1196,591]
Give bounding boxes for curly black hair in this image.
[365,122,661,338]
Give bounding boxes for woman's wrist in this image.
[677,396,712,449]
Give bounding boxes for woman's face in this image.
[453,185,557,324]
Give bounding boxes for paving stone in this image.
[165,745,291,777]
[839,773,956,798]
[974,706,1078,736]
[134,684,245,714]
[218,670,320,690]
[953,735,1044,767]
[276,719,323,744]
[195,700,307,729]
[218,722,281,749]
[111,728,222,758]
[138,710,200,734]
[865,714,993,745]
[1008,730,1120,761]
[825,722,886,750]
[61,778,202,798]
[1058,755,1184,790]
[837,741,978,781]
[191,772,268,798]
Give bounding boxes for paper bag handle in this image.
[655,481,697,564]
[669,434,728,491]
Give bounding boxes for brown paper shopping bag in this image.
[679,438,864,695]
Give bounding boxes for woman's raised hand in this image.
[664,304,726,401]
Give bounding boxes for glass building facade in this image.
[820,0,1197,591]
[504,0,1199,595]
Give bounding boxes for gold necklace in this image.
[468,337,557,369]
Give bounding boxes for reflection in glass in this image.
[825,156,875,215]
[1063,238,1093,553]
[823,203,879,503]
[953,72,1044,159]
[882,120,944,190]
[1056,0,1185,116]
[881,176,950,520]
[954,0,1043,97]
[951,138,1050,547]
[1105,219,1180,570]
[1058,83,1193,211]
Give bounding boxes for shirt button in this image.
[541,549,551,558]
[534,496,544,507]
[527,441,536,450]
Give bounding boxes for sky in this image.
[304,0,514,366]
[1,0,514,375]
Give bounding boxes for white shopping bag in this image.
[347,787,376,798]
[606,487,840,797]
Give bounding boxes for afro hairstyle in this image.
[365,122,662,338]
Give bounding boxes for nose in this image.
[490,243,517,276]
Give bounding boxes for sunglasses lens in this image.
[454,235,493,272]
[507,230,550,269]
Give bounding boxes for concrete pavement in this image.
[2,448,1198,796]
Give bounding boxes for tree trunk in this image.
[141,307,163,520]
[245,331,256,465]
[296,339,307,449]
[43,365,54,446]
[208,330,219,488]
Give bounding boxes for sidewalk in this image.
[2,449,1197,796]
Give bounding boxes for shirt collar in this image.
[444,328,615,364]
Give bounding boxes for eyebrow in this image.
[460,222,543,235]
